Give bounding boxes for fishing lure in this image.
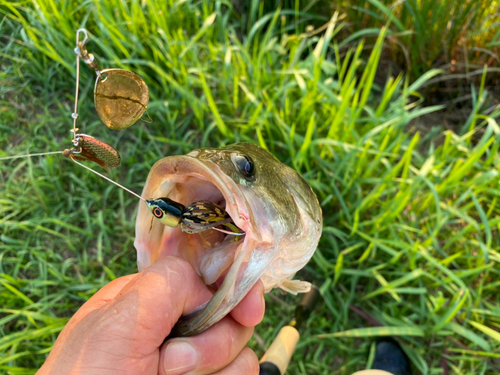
[2,29,241,237]
[146,198,245,236]
[2,30,127,170]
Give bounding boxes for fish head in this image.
[134,143,322,336]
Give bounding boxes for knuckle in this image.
[236,348,259,375]
[218,326,237,362]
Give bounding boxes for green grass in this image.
[328,0,500,83]
[1,1,500,374]
[253,0,500,87]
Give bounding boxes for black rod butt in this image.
[259,361,282,375]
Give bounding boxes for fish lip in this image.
[134,155,265,336]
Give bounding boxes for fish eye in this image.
[153,207,163,218]
[233,154,255,180]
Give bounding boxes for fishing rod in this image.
[259,285,321,375]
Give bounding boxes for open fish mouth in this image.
[134,155,269,336]
[134,142,323,337]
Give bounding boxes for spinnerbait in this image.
[1,29,244,238]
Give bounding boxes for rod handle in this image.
[259,326,300,375]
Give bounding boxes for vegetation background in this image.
[1,0,500,373]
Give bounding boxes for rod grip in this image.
[259,326,300,375]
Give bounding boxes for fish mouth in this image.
[134,155,268,336]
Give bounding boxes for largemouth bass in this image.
[134,143,322,337]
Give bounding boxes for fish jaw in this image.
[134,155,270,336]
[169,235,275,337]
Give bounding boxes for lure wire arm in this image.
[72,29,102,144]
[71,29,85,144]
[69,156,145,201]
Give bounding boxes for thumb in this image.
[99,255,215,345]
[40,256,214,374]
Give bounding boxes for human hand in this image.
[37,256,265,375]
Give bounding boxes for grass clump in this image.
[1,1,500,374]
[327,0,500,84]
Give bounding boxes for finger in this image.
[48,273,138,356]
[229,280,265,327]
[73,274,138,320]
[98,256,214,347]
[211,348,259,375]
[159,316,254,375]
